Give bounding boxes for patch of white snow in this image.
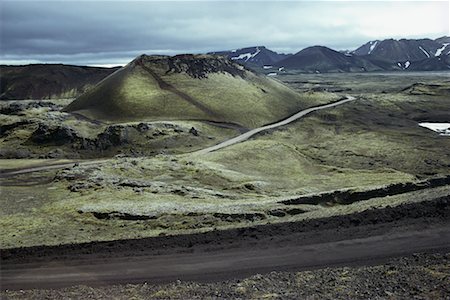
[435,43,449,56]
[419,123,450,136]
[231,53,252,61]
[404,61,410,69]
[231,47,261,62]
[267,72,277,76]
[278,67,285,71]
[368,41,378,54]
[263,65,272,69]
[419,46,430,58]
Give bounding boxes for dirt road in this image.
[2,224,449,290]
[0,96,355,177]
[0,160,106,178]
[195,95,356,154]
[2,196,449,291]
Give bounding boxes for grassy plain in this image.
[1,72,449,248]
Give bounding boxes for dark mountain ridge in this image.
[273,46,384,73]
[209,46,291,68]
[353,38,445,63]
[0,64,119,100]
[274,36,450,72]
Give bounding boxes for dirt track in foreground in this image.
[1,196,449,291]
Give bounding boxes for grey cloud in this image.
[1,1,448,65]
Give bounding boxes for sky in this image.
[1,0,449,66]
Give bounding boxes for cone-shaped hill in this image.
[64,54,308,128]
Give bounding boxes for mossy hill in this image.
[64,54,309,128]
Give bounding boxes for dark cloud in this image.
[1,1,448,65]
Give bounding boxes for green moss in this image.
[65,58,334,128]
[1,72,449,249]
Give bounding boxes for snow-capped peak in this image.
[368,40,378,54]
[418,46,430,58]
[231,46,262,62]
[435,43,449,56]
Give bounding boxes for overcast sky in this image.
[1,0,448,66]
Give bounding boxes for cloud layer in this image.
[1,1,448,65]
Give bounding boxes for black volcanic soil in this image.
[2,195,448,265]
[1,195,449,297]
[3,252,448,299]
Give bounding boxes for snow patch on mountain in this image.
[231,47,261,62]
[419,123,450,136]
[435,43,449,56]
[404,61,410,69]
[368,41,378,54]
[419,46,430,58]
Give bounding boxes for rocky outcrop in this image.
[29,124,80,145]
[281,175,450,206]
[136,54,247,79]
[0,101,59,115]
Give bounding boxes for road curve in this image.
[0,160,107,178]
[2,224,449,290]
[194,95,356,155]
[0,97,355,177]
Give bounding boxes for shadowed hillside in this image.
[0,64,119,100]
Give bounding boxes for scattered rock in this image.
[0,120,32,137]
[189,127,199,136]
[89,211,157,221]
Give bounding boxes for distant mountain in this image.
[353,38,449,63]
[273,46,383,73]
[435,36,450,44]
[274,37,450,73]
[404,56,450,71]
[209,46,291,68]
[0,64,119,100]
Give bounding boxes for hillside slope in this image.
[64,54,310,128]
[0,64,119,100]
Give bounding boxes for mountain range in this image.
[1,36,449,100]
[215,36,450,73]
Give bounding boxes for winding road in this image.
[194,95,355,154]
[0,96,355,178]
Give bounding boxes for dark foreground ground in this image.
[1,196,449,298]
[3,252,449,299]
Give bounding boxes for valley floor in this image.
[1,71,450,298]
